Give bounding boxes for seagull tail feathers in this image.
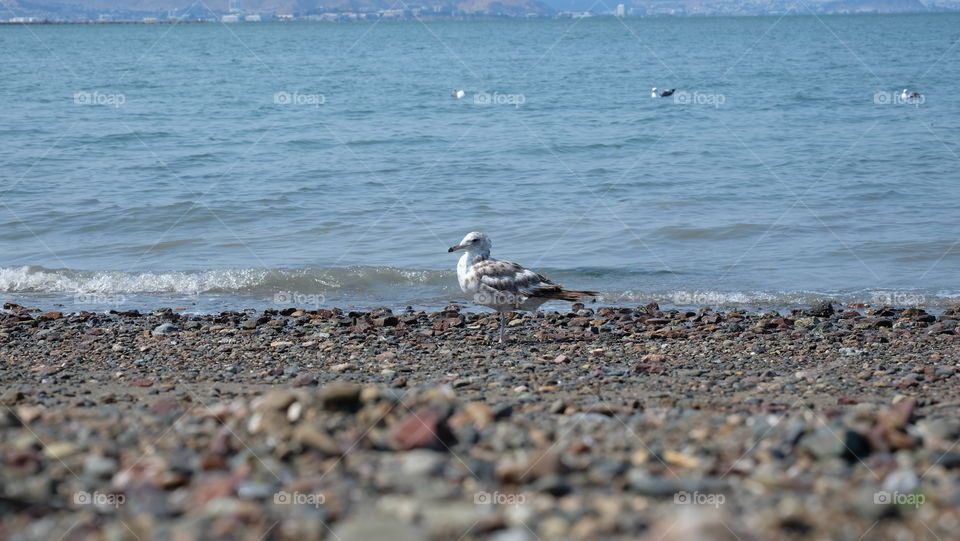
[545,288,601,302]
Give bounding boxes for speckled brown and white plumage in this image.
[460,259,584,311]
[448,231,598,342]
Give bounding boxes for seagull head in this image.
[448,231,491,255]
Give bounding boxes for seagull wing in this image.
[470,260,598,302]
[471,260,558,297]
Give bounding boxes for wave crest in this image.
[0,266,453,295]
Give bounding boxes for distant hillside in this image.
[283,0,554,14]
[544,0,943,12]
[3,0,957,19]
[819,0,929,11]
[2,0,553,16]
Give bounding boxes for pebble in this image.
[331,363,355,372]
[490,529,534,541]
[549,399,566,414]
[391,407,451,451]
[237,481,276,500]
[882,469,919,494]
[319,381,362,410]
[83,455,118,479]
[43,442,80,459]
[331,513,426,541]
[152,323,177,336]
[293,423,343,455]
[399,449,445,476]
[291,373,318,387]
[799,426,870,461]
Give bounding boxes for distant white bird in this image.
[448,231,598,343]
[652,87,676,98]
[901,88,922,101]
[451,90,465,99]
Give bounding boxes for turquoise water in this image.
[1,15,958,311]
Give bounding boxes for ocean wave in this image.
[0,266,454,296]
[2,266,957,311]
[613,289,960,310]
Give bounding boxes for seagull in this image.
[901,89,922,101]
[451,90,465,99]
[652,87,676,98]
[448,232,599,343]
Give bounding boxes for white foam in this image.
[0,266,268,295]
[0,266,452,296]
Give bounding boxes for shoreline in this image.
[2,302,959,539]
[3,300,958,315]
[3,293,958,319]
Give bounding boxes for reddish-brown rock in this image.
[391,407,455,451]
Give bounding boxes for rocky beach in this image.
[2,301,959,540]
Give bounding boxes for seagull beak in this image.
[448,243,464,253]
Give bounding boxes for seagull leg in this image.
[499,312,506,344]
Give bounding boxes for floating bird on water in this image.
[652,87,676,98]
[451,90,465,99]
[448,232,599,343]
[901,88,922,101]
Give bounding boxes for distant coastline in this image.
[4,0,960,26]
[2,9,959,25]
